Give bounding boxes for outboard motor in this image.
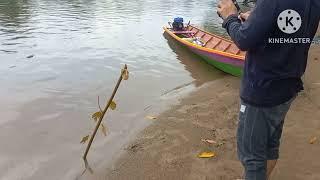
[172,17,184,31]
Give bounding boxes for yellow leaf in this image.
[310,137,317,144]
[146,115,157,120]
[198,151,215,158]
[122,69,129,80]
[101,123,107,136]
[110,101,117,110]
[92,111,102,122]
[80,135,90,144]
[201,139,217,144]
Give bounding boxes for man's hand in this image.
[239,11,251,22]
[217,0,238,19]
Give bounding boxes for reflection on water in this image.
[0,0,228,179]
[163,32,225,86]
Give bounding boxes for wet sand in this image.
[97,30,320,180]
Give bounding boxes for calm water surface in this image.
[0,0,228,179]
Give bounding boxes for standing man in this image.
[217,0,320,179]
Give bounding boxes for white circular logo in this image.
[277,9,302,34]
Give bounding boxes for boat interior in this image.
[170,25,245,56]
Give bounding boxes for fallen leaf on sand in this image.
[309,137,317,144]
[80,135,90,144]
[201,139,217,144]
[198,152,215,158]
[146,115,157,120]
[216,142,225,147]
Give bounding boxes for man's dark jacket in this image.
[223,0,320,107]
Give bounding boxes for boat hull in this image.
[188,46,243,77]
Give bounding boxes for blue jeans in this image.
[237,97,295,180]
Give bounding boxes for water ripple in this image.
[0,0,226,179]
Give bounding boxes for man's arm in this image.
[222,0,277,51]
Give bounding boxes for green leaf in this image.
[80,135,90,144]
[122,69,129,80]
[92,111,102,122]
[110,101,117,110]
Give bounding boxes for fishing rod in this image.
[233,0,242,12]
[217,0,242,19]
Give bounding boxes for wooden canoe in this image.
[163,25,246,77]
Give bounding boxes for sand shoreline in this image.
[89,29,320,180]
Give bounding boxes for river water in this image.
[0,0,228,179]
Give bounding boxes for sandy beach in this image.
[92,29,320,180]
